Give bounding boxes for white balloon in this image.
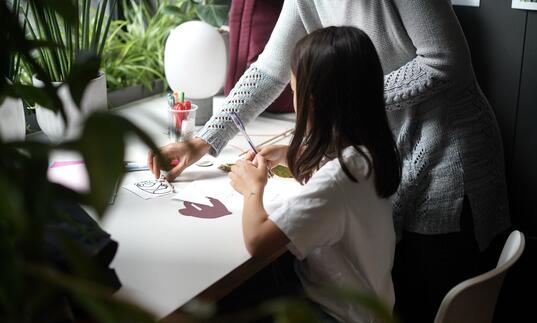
[164,21,227,99]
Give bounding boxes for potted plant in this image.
[104,0,179,107]
[104,0,231,109]
[0,0,27,142]
[27,0,116,142]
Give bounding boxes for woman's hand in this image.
[147,137,210,181]
[245,145,289,167]
[229,155,269,196]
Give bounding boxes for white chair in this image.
[433,230,525,323]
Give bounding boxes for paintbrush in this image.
[230,112,273,178]
[238,128,294,157]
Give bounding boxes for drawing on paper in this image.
[122,178,174,200]
[178,197,232,219]
[135,180,173,195]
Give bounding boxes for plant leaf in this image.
[195,4,229,27]
[26,264,156,323]
[33,0,78,25]
[5,83,61,111]
[162,5,183,16]
[321,287,397,323]
[0,173,25,236]
[76,112,162,216]
[66,52,101,108]
[25,39,62,50]
[77,112,125,216]
[270,299,322,323]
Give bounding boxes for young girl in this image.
[229,26,401,323]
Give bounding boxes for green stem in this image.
[82,0,91,51]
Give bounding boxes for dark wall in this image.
[454,2,537,322]
[513,11,537,239]
[454,0,536,236]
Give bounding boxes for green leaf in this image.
[195,4,229,27]
[322,288,397,323]
[77,112,162,216]
[0,173,25,237]
[37,0,78,25]
[272,165,293,178]
[162,5,184,16]
[26,265,156,323]
[254,298,322,323]
[5,83,61,112]
[77,113,125,216]
[66,52,101,108]
[97,0,118,57]
[26,39,62,50]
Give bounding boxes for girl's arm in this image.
[241,187,289,257]
[229,157,289,257]
[197,0,306,156]
[385,0,474,111]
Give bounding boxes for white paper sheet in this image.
[173,176,301,214]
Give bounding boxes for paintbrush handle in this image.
[238,128,294,157]
[230,112,258,153]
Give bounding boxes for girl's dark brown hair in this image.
[288,26,401,198]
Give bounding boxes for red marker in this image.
[174,102,184,129]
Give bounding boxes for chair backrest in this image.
[433,230,525,323]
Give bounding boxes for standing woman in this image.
[149,1,511,321]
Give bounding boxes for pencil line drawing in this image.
[134,180,173,195]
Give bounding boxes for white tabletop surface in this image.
[50,95,296,318]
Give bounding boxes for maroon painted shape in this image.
[178,197,232,219]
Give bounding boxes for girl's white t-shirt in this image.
[269,146,395,323]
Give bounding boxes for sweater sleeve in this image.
[384,0,474,111]
[197,0,306,156]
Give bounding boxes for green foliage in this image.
[26,0,117,82]
[194,0,230,27]
[164,0,231,28]
[103,0,178,91]
[272,165,293,178]
[323,287,398,323]
[104,0,230,92]
[2,1,162,321]
[2,1,58,109]
[0,113,162,323]
[7,0,25,84]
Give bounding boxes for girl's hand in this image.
[245,145,289,167]
[229,155,269,196]
[147,137,210,181]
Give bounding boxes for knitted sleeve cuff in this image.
[196,65,288,156]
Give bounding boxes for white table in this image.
[79,95,296,318]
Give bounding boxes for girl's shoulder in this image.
[318,146,371,182]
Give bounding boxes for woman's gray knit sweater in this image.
[197,0,510,251]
